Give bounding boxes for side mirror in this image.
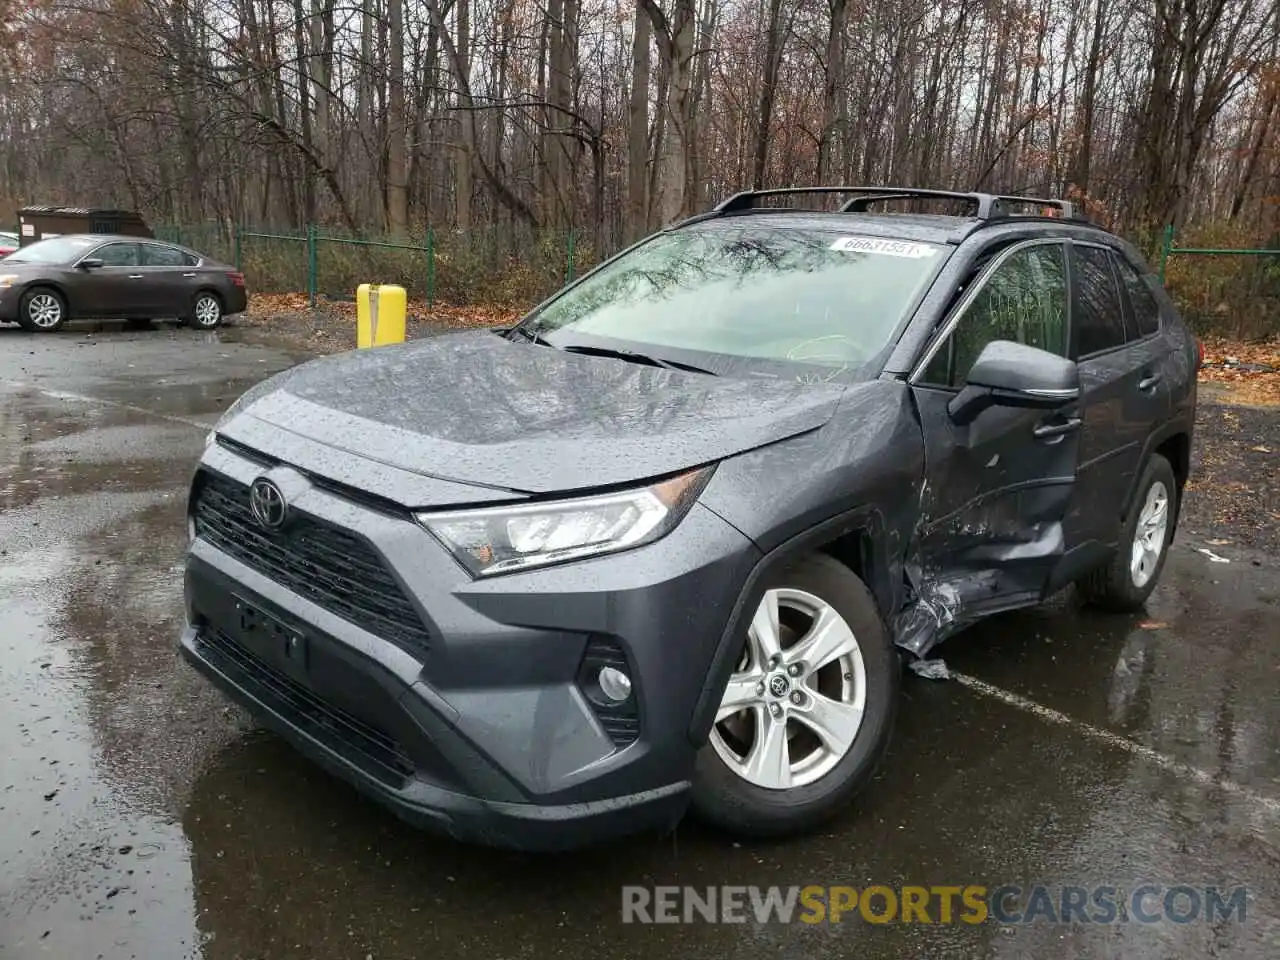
[78,258,104,270]
[947,340,1079,426]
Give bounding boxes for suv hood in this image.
[217,330,846,500]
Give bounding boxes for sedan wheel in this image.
[691,554,898,838]
[192,294,222,329]
[24,290,66,331]
[710,588,867,790]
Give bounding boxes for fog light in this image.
[597,666,632,703]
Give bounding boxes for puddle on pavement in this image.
[1,493,209,959]
[941,546,1280,794]
[1,396,200,511]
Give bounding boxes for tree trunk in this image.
[454,0,473,230]
[752,0,786,189]
[386,0,408,236]
[627,2,651,242]
[816,0,847,185]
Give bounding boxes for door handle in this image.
[1139,372,1163,391]
[128,274,143,279]
[1033,417,1082,440]
[182,272,196,278]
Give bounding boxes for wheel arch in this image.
[1125,421,1193,534]
[192,287,224,309]
[687,505,903,746]
[21,281,70,310]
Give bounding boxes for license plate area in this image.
[232,594,310,680]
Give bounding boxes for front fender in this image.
[687,380,925,744]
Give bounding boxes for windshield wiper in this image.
[507,324,550,346]
[559,343,717,376]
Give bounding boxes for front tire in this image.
[18,287,68,332]
[691,554,899,838]
[189,292,222,329]
[1077,453,1178,612]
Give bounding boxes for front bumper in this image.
[180,442,761,850]
[0,286,19,322]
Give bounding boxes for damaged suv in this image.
[180,187,1197,849]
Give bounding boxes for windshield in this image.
[5,236,98,264]
[525,224,947,369]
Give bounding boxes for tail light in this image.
[227,271,245,287]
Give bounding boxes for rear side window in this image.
[143,244,194,267]
[920,243,1068,388]
[1113,255,1160,338]
[1073,245,1126,355]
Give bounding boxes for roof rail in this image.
[711,186,1084,222]
[987,194,1082,221]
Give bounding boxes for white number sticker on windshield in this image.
[829,236,937,258]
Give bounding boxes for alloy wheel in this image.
[27,293,63,329]
[193,295,221,328]
[1130,480,1169,588]
[710,588,867,790]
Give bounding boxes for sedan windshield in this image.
[5,236,98,264]
[526,224,947,369]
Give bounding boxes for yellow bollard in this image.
[356,283,408,349]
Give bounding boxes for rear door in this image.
[907,239,1082,623]
[72,241,144,316]
[137,242,201,316]
[1067,242,1173,547]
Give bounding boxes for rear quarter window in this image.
[1113,255,1161,338]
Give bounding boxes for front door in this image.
[902,239,1082,645]
[73,241,145,317]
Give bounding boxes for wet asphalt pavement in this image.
[2,325,1278,959]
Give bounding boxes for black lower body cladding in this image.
[179,441,761,850]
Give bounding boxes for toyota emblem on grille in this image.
[249,477,288,529]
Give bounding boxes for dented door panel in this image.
[896,383,1082,652]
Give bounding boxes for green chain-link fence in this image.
[1157,224,1280,338]
[153,223,594,309]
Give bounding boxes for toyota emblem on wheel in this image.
[249,477,288,529]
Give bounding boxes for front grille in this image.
[200,626,414,783]
[193,470,431,656]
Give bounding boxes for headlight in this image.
[0,274,19,288]
[419,466,713,576]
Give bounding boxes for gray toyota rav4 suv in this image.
[180,187,1198,850]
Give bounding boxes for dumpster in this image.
[17,206,153,247]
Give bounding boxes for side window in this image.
[920,243,1068,388]
[1112,255,1160,338]
[1073,245,1126,355]
[94,242,139,267]
[142,244,188,267]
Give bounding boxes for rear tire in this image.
[1077,453,1178,612]
[17,287,67,332]
[691,553,899,839]
[189,292,222,329]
